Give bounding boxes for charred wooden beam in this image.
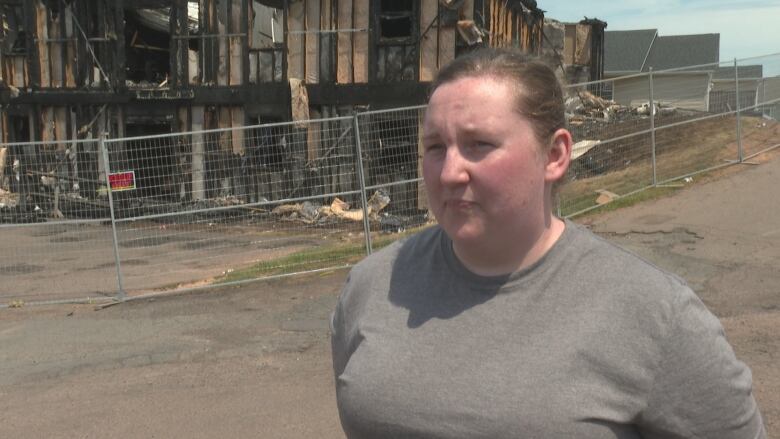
[240,0,250,86]
[73,0,88,87]
[3,81,427,108]
[319,0,334,82]
[170,0,189,87]
[122,0,173,7]
[63,4,77,87]
[112,0,127,88]
[23,0,41,88]
[353,0,368,82]
[306,82,429,107]
[336,0,353,83]
[286,0,304,79]
[5,91,129,105]
[190,84,289,105]
[304,0,320,83]
[228,0,243,86]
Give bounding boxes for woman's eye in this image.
[474,141,495,149]
[425,143,444,152]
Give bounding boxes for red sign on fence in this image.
[108,171,136,191]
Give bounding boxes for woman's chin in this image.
[442,222,489,245]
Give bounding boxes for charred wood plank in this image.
[228,0,244,86]
[34,0,51,87]
[419,0,438,81]
[170,0,190,88]
[217,0,229,86]
[306,82,428,107]
[287,0,305,79]
[64,4,77,87]
[353,0,368,82]
[336,0,353,83]
[304,0,320,83]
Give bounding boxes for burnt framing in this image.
[0,1,554,214]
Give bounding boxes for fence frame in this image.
[3,56,780,307]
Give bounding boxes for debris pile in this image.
[565,90,692,179]
[271,189,391,225]
[567,90,683,128]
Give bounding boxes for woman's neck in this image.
[451,217,566,277]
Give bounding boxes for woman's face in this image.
[422,76,551,248]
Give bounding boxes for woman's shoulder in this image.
[337,226,443,317]
[349,226,443,280]
[563,220,692,300]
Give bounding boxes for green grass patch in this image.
[570,185,683,219]
[215,226,428,283]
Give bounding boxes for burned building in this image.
[0,0,592,214]
[541,17,607,86]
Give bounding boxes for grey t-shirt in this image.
[331,221,765,438]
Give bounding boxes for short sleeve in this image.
[330,274,350,379]
[638,287,766,439]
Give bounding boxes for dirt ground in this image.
[1,154,778,438]
[0,218,345,303]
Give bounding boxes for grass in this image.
[215,226,428,283]
[569,185,683,219]
[559,114,757,217]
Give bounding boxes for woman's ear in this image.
[544,128,572,183]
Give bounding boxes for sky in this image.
[542,0,780,75]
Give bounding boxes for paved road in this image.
[1,155,778,438]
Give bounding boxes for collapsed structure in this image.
[0,0,606,218]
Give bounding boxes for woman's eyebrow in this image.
[422,132,441,142]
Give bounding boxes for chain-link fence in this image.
[3,53,780,306]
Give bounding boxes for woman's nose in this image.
[439,147,470,186]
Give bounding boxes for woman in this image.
[331,48,765,438]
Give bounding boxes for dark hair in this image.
[430,48,565,148]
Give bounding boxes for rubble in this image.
[572,140,600,160]
[595,189,619,205]
[271,189,391,225]
[566,91,702,181]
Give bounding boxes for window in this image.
[379,0,414,40]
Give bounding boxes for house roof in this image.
[712,65,764,80]
[605,30,720,73]
[604,29,657,73]
[642,34,720,72]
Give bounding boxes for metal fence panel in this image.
[103,118,368,294]
[562,74,656,216]
[5,52,780,305]
[740,53,780,159]
[0,139,118,303]
[355,106,429,250]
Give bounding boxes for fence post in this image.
[649,67,657,186]
[734,58,744,162]
[99,133,126,300]
[352,113,373,255]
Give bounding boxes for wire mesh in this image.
[103,118,368,294]
[562,74,656,216]
[568,75,655,142]
[0,139,118,303]
[739,53,780,159]
[5,53,780,304]
[356,106,429,247]
[560,130,655,217]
